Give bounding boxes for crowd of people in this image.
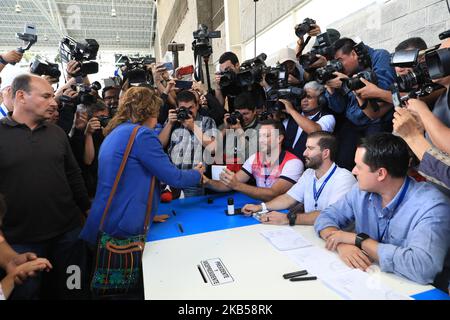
[0,20,449,300]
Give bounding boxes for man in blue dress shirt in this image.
[315,133,450,285]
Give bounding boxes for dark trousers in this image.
[8,227,92,300]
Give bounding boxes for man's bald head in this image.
[12,74,50,100]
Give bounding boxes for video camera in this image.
[30,59,61,79]
[299,32,335,71]
[70,81,102,105]
[192,24,221,58]
[122,56,155,86]
[60,36,99,77]
[220,53,286,89]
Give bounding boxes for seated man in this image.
[315,133,450,285]
[203,120,304,202]
[281,81,336,162]
[242,131,355,225]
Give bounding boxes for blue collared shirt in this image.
[325,46,396,126]
[315,178,450,285]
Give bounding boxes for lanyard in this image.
[378,177,410,242]
[313,165,337,209]
[0,107,7,117]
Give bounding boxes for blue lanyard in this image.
[378,178,410,242]
[0,107,7,117]
[313,165,337,209]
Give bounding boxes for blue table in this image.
[148,192,260,242]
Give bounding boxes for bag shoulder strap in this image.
[99,125,141,231]
[143,176,156,235]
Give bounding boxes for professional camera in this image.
[341,70,378,94]
[391,48,437,92]
[236,53,268,87]
[315,60,344,84]
[30,59,61,79]
[60,36,99,77]
[218,70,238,88]
[71,81,102,105]
[299,32,335,71]
[122,56,154,86]
[295,18,316,38]
[176,107,192,121]
[226,111,244,126]
[192,24,221,57]
[98,116,112,128]
[264,63,289,88]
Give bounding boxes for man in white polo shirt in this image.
[242,131,356,225]
[203,119,304,202]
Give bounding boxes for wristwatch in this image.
[260,202,267,212]
[0,55,8,66]
[355,233,370,250]
[287,211,297,226]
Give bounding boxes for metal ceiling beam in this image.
[47,0,68,35]
[29,0,64,38]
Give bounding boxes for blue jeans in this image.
[9,227,91,300]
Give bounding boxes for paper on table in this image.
[321,269,412,300]
[260,228,312,251]
[284,247,411,300]
[211,165,227,181]
[285,247,351,279]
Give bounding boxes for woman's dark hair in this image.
[359,133,410,178]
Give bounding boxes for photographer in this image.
[84,102,109,194]
[159,90,217,197]
[281,81,336,162]
[324,38,396,170]
[192,80,226,126]
[102,85,120,115]
[214,52,241,110]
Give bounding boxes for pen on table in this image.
[178,223,184,233]
[290,276,317,282]
[172,210,177,216]
[283,270,308,279]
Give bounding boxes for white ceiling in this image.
[0,0,157,54]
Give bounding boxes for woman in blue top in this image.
[80,87,203,245]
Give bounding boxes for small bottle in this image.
[227,198,235,216]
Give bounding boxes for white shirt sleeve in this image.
[241,154,255,177]
[317,115,336,133]
[286,171,309,204]
[280,159,304,184]
[327,170,357,205]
